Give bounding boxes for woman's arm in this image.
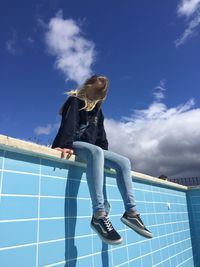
[51,96,80,154]
[95,109,109,150]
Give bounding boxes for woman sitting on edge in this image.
[52,74,153,245]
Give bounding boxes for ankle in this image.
[127,211,140,217]
[94,211,106,219]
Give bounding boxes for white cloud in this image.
[105,84,200,178]
[178,0,200,16]
[6,31,34,54]
[45,10,96,85]
[34,123,59,135]
[153,79,166,102]
[6,39,16,54]
[37,80,200,178]
[176,0,200,47]
[6,31,22,55]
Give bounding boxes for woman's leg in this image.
[103,149,139,214]
[103,149,153,239]
[72,141,138,214]
[72,141,106,215]
[72,141,123,245]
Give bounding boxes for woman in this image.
[52,75,153,245]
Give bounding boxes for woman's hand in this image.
[53,147,74,159]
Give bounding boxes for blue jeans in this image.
[72,141,138,215]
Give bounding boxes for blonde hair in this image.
[59,75,109,114]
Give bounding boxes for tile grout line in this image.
[169,209,178,266]
[176,256,193,267]
[90,201,95,267]
[0,192,188,206]
[115,237,192,267]
[67,174,69,267]
[0,168,188,198]
[152,246,192,267]
[145,184,153,267]
[124,223,130,267]
[151,184,161,266]
[0,227,191,252]
[36,158,42,267]
[0,150,6,205]
[106,181,114,267]
[0,228,192,267]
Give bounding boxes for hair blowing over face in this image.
[59,75,109,114]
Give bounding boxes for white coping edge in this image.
[0,134,189,191]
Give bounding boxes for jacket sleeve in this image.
[51,96,79,149]
[95,109,109,150]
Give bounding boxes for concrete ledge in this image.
[0,134,188,191]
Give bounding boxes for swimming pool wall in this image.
[0,134,199,267]
[186,186,200,266]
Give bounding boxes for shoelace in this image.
[102,216,114,232]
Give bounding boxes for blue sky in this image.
[1,0,200,177]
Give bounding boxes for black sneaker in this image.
[120,212,153,239]
[90,215,123,245]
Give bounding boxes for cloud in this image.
[152,79,166,102]
[105,83,200,178]
[6,31,22,55]
[34,123,59,135]
[177,0,200,16]
[175,0,200,47]
[44,10,96,85]
[25,36,34,45]
[37,80,200,178]
[6,31,34,54]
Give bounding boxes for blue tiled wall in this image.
[187,188,200,266]
[0,147,199,267]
